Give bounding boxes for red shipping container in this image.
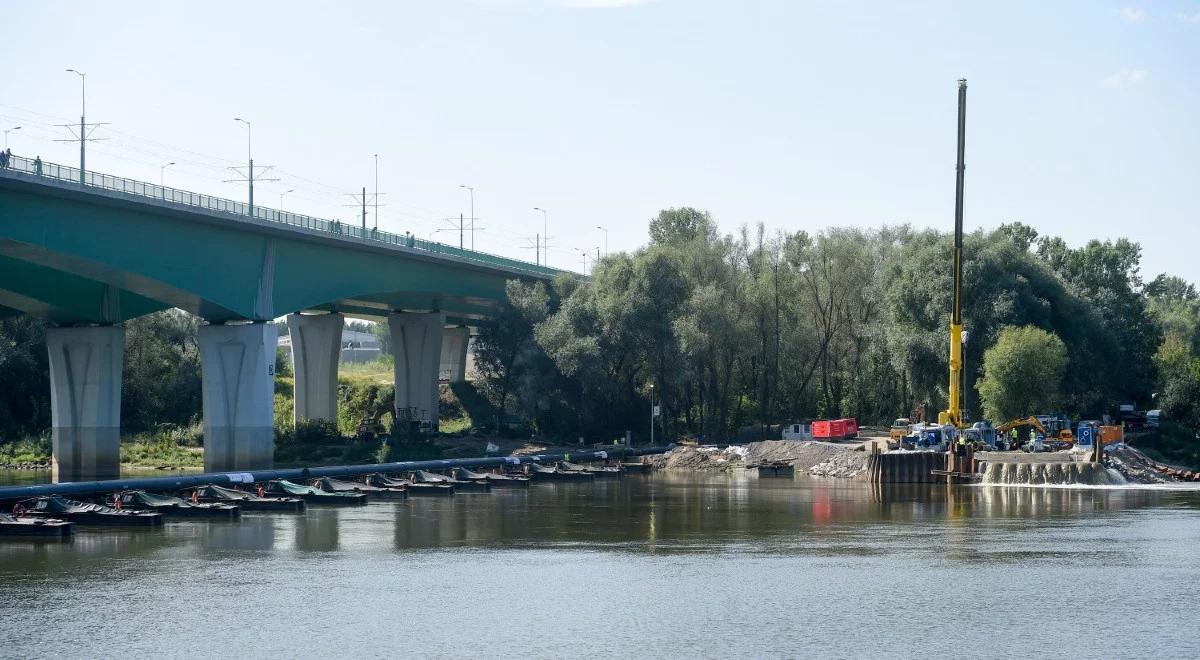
[812,418,858,439]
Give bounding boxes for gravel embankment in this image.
[645,440,869,479]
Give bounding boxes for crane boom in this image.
[939,79,967,429]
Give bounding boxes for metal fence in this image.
[0,153,558,277]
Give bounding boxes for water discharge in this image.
[980,460,1127,486]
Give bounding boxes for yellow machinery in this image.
[938,79,969,431]
[995,416,1075,450]
[995,416,1050,438]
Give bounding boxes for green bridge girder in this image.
[0,171,557,324]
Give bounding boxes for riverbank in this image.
[646,439,1200,486]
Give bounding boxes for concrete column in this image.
[389,311,445,430]
[286,312,343,424]
[46,326,123,483]
[199,322,276,473]
[440,326,470,383]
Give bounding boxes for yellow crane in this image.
[938,79,968,430]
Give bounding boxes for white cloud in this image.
[550,0,658,8]
[1178,10,1200,23]
[1119,7,1145,22]
[1103,68,1148,87]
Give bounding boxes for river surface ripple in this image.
[2,473,1199,659]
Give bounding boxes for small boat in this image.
[368,474,453,497]
[118,490,240,519]
[0,512,74,538]
[313,477,406,499]
[192,484,306,512]
[526,463,594,482]
[619,462,652,473]
[413,470,490,493]
[455,467,530,488]
[20,496,163,527]
[561,461,622,478]
[266,480,367,505]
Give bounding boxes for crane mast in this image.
[939,79,967,429]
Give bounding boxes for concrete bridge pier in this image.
[440,326,470,383]
[389,311,445,430]
[199,322,277,472]
[46,326,124,483]
[286,312,343,424]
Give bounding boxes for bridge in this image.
[0,154,560,482]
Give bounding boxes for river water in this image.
[2,472,1199,659]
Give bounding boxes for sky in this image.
[1,1,1197,280]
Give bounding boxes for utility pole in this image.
[534,207,549,267]
[227,118,276,217]
[59,70,108,185]
[459,185,475,250]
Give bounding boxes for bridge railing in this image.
[0,154,559,277]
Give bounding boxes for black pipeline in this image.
[0,446,670,503]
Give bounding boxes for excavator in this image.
[994,416,1074,452]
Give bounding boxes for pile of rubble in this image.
[1108,445,1200,483]
[645,440,867,479]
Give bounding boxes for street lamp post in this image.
[3,126,19,150]
[648,383,656,447]
[459,185,475,250]
[281,189,294,212]
[596,225,608,256]
[65,69,86,183]
[233,117,253,214]
[160,161,175,187]
[373,154,379,231]
[534,207,548,266]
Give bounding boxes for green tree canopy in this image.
[976,325,1068,422]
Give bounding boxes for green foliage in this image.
[0,435,50,465]
[120,434,203,468]
[122,310,203,433]
[976,326,1068,422]
[0,317,50,441]
[275,347,292,377]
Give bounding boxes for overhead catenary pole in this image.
[460,212,465,249]
[59,70,108,185]
[227,118,276,217]
[459,185,475,250]
[534,207,549,266]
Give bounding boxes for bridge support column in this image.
[286,312,343,424]
[46,326,123,483]
[440,326,470,383]
[199,322,276,473]
[389,312,445,430]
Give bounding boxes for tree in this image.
[122,310,203,432]
[473,280,551,432]
[648,207,717,246]
[976,325,1068,422]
